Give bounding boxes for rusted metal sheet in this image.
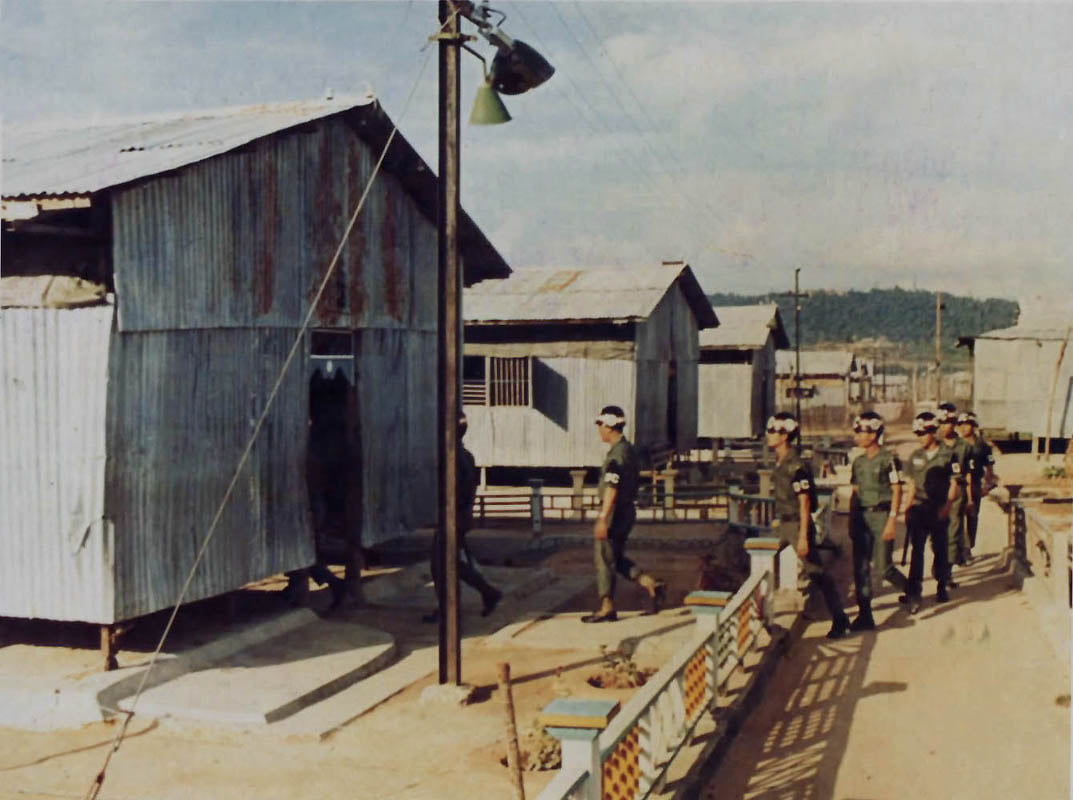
[0,306,116,623]
[2,97,377,198]
[105,327,315,621]
[111,117,439,334]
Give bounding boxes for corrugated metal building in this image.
[966,320,1073,438]
[775,350,856,410]
[0,96,510,624]
[461,263,717,468]
[697,304,788,439]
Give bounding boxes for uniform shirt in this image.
[851,448,903,508]
[942,436,971,487]
[459,445,479,532]
[966,437,995,484]
[772,450,816,522]
[906,445,959,507]
[598,436,640,508]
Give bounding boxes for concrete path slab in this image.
[120,619,395,725]
[0,609,319,730]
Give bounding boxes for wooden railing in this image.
[536,539,782,800]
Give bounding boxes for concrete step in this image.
[119,619,395,725]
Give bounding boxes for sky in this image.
[3,1,1072,301]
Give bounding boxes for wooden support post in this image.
[100,624,118,672]
[570,469,587,521]
[528,478,544,535]
[498,663,525,800]
[662,469,678,520]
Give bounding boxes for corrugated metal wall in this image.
[464,357,636,468]
[698,362,754,438]
[975,338,1073,437]
[111,117,436,334]
[97,114,443,619]
[105,327,314,621]
[634,282,700,452]
[354,328,438,540]
[0,306,115,622]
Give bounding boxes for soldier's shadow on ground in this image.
[693,618,906,800]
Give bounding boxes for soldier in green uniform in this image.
[937,403,972,577]
[848,412,907,630]
[957,411,995,559]
[767,412,851,639]
[582,406,666,623]
[902,411,960,613]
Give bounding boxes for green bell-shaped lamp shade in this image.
[470,80,512,125]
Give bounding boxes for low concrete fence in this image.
[1009,498,1072,609]
[535,537,785,800]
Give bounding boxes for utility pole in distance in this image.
[784,269,810,426]
[935,291,943,405]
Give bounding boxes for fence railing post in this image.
[685,591,730,706]
[529,478,544,535]
[745,537,779,626]
[727,486,742,525]
[570,470,587,522]
[662,469,678,520]
[757,468,773,501]
[541,698,619,800]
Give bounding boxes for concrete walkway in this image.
[696,498,1071,800]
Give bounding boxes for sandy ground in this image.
[0,443,1067,800]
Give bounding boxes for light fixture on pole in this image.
[435,0,553,686]
[465,48,511,125]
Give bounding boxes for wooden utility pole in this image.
[935,291,943,404]
[783,269,809,426]
[1042,327,1072,461]
[437,0,462,685]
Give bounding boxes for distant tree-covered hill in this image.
[706,288,1018,366]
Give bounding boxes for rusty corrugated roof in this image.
[464,264,717,327]
[700,304,789,350]
[2,96,377,197]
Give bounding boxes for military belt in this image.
[862,502,891,512]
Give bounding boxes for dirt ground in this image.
[0,539,730,800]
[1,439,1068,800]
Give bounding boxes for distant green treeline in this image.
[706,287,1019,365]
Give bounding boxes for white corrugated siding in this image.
[464,358,636,468]
[698,363,754,438]
[0,306,115,622]
[975,337,1073,436]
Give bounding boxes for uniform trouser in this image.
[431,527,499,604]
[851,509,908,613]
[594,505,641,599]
[966,481,982,549]
[778,518,846,622]
[906,505,950,598]
[947,492,967,565]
